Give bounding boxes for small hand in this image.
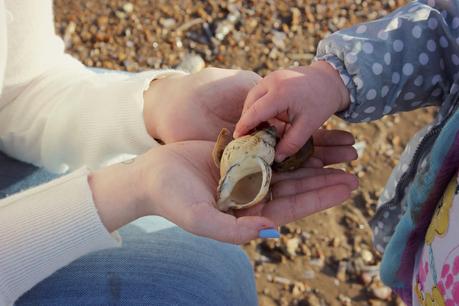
[234,61,350,162]
[143,68,261,143]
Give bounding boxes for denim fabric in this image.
[0,152,258,306]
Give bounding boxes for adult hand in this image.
[89,131,357,244]
[143,68,261,144]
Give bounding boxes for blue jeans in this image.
[0,152,258,305]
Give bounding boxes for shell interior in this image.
[228,172,263,204]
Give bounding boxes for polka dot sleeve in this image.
[315,0,459,123]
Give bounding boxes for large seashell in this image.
[214,127,277,211]
[212,126,314,212]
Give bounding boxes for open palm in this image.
[141,134,358,244]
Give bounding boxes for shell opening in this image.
[217,156,271,211]
[229,172,263,205]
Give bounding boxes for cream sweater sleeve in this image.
[0,0,186,172]
[0,1,185,304]
[0,168,121,306]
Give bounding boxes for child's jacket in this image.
[316,1,459,304]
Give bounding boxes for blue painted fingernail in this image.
[258,228,280,239]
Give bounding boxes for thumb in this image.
[189,204,276,244]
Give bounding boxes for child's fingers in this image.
[275,116,311,161]
[241,83,268,115]
[234,93,282,138]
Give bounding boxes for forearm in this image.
[88,157,147,232]
[0,169,120,305]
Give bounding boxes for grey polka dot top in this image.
[315,0,459,253]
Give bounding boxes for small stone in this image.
[272,30,286,49]
[354,141,366,157]
[122,2,134,13]
[303,269,316,280]
[361,249,374,264]
[338,294,352,305]
[336,261,347,282]
[273,276,291,285]
[160,18,176,29]
[286,237,301,257]
[291,281,306,297]
[371,286,392,300]
[216,21,233,40]
[176,54,205,73]
[96,16,108,27]
[303,294,321,306]
[360,272,374,286]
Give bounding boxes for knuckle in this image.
[267,71,285,84]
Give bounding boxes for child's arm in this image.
[316,0,459,122]
[236,0,459,160]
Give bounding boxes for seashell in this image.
[272,138,314,172]
[213,127,277,211]
[212,126,314,212]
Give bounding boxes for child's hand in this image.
[234,61,350,162]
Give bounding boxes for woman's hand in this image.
[143,68,261,143]
[89,130,358,244]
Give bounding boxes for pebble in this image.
[285,237,301,257]
[122,2,134,13]
[176,53,205,73]
[361,249,374,264]
[273,276,291,285]
[371,286,392,300]
[336,261,347,282]
[272,30,287,49]
[303,269,316,280]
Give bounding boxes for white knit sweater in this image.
[0,1,184,304]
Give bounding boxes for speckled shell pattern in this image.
[216,128,277,211]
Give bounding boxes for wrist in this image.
[88,159,147,232]
[310,61,350,112]
[143,74,185,143]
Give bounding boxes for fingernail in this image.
[258,228,280,239]
[275,154,285,163]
